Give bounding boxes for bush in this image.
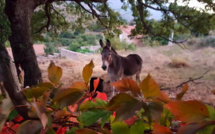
[142,37,162,47]
[68,42,80,51]
[59,38,73,46]
[187,36,215,48]
[59,31,75,39]
[76,48,91,54]
[44,42,60,55]
[108,38,136,50]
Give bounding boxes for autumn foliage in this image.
[0,60,215,134]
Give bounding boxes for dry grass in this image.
[38,44,215,106]
[168,58,189,68]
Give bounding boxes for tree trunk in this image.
[5,0,42,87]
[0,44,29,120]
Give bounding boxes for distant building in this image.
[119,25,143,46]
[7,44,46,58]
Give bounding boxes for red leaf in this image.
[176,83,189,100]
[93,78,100,92]
[110,78,141,96]
[152,122,172,134]
[164,100,209,123]
[96,92,107,101]
[68,104,78,113]
[124,115,137,125]
[156,91,171,103]
[56,127,67,134]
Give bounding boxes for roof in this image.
[120,25,136,35]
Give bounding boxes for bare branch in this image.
[161,70,211,90]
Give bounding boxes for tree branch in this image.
[74,0,107,18]
[161,70,210,90]
[87,2,108,29]
[34,3,51,34]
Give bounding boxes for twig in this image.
[161,69,210,90]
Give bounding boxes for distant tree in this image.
[123,0,215,43]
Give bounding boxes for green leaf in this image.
[82,60,94,84]
[197,125,215,134]
[111,121,129,134]
[206,105,215,120]
[46,128,56,134]
[79,98,107,111]
[65,127,79,134]
[78,109,111,127]
[130,120,145,134]
[106,93,143,121]
[8,109,19,121]
[23,82,54,99]
[52,88,85,109]
[139,74,160,99]
[146,101,163,122]
[177,122,215,134]
[48,61,62,84]
[17,120,42,134]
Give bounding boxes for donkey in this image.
[100,39,143,97]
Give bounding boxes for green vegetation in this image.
[43,31,103,54]
[187,36,215,48]
[44,42,60,55]
[0,0,11,45]
[109,38,136,51]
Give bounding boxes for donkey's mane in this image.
[103,46,117,55]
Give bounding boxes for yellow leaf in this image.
[164,100,209,123]
[139,74,160,99]
[176,83,189,100]
[70,81,87,90]
[82,60,94,84]
[156,91,171,103]
[110,78,141,97]
[54,110,71,119]
[48,61,62,84]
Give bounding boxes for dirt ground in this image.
[39,45,215,106]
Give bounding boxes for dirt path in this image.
[39,45,215,106]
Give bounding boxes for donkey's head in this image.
[100,39,116,71]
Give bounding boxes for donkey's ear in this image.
[106,39,111,48]
[99,39,105,48]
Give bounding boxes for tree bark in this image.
[5,0,42,87]
[0,44,29,120]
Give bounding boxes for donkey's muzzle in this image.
[102,65,107,71]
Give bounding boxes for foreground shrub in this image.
[0,60,215,134]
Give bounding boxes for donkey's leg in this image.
[136,71,141,84]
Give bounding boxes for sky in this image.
[107,0,213,22]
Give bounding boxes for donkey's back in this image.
[121,54,142,77]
